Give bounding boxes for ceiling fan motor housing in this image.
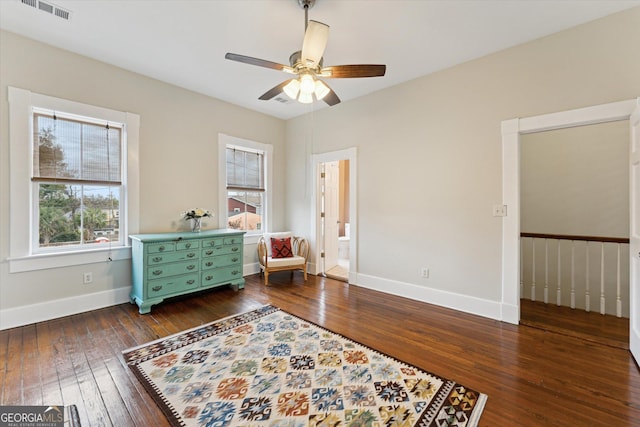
[289,50,323,71]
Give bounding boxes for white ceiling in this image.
[2,0,639,120]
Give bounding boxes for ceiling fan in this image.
[225,0,386,106]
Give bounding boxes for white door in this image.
[630,102,640,363]
[323,161,340,273]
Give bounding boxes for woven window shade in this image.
[226,147,264,191]
[32,112,122,185]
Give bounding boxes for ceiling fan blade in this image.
[322,85,341,107]
[301,20,329,66]
[225,53,291,72]
[258,79,294,101]
[321,64,386,78]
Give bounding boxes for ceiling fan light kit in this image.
[224,0,386,107]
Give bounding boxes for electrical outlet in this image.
[83,272,93,284]
[421,268,429,278]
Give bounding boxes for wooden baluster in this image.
[600,242,605,315]
[585,241,590,312]
[531,238,536,302]
[616,243,621,318]
[571,241,576,309]
[556,239,561,306]
[544,239,549,304]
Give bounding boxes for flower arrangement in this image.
[182,208,212,232]
[182,208,212,220]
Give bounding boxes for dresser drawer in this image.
[217,245,242,256]
[147,274,199,297]
[223,236,242,245]
[147,242,175,254]
[148,260,199,279]
[201,253,241,270]
[201,238,224,248]
[148,250,199,265]
[201,265,243,287]
[177,240,200,251]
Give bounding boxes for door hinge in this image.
[320,252,325,258]
[320,172,325,178]
[320,212,325,218]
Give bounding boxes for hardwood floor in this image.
[1,272,639,426]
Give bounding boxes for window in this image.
[218,134,272,237]
[32,111,123,250]
[8,87,140,272]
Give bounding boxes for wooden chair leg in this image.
[264,270,269,286]
[303,265,307,281]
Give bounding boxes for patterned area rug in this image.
[123,305,486,426]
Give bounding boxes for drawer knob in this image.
[206,261,213,267]
[185,243,191,248]
[152,270,163,276]
[232,270,240,275]
[152,285,162,292]
[187,265,196,270]
[232,247,239,252]
[205,275,213,281]
[187,279,195,285]
[153,257,162,262]
[159,246,165,251]
[187,253,196,258]
[231,257,238,262]
[205,250,213,255]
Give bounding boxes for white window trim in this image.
[218,134,272,244]
[7,87,140,272]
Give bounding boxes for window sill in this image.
[8,246,132,273]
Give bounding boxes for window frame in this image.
[218,134,272,244]
[7,87,140,272]
[31,110,124,253]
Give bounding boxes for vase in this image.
[191,217,201,233]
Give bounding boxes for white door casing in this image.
[629,101,640,363]
[311,148,357,283]
[501,99,638,352]
[323,161,340,273]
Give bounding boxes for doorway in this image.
[500,98,639,363]
[311,148,357,284]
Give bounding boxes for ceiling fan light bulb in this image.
[283,79,300,99]
[298,91,313,104]
[314,80,330,100]
[299,74,315,94]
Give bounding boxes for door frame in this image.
[310,148,357,283]
[500,98,639,326]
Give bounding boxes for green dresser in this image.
[129,229,245,314]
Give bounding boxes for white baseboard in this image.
[354,273,504,322]
[0,286,132,331]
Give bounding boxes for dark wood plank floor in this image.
[1,272,639,426]
[520,298,629,350]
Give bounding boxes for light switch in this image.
[493,205,507,217]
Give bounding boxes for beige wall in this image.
[0,30,286,320]
[521,121,629,237]
[285,7,640,310]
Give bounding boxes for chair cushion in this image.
[266,255,306,267]
[271,236,293,258]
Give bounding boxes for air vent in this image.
[273,96,293,104]
[21,0,71,21]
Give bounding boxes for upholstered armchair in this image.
[257,232,309,285]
